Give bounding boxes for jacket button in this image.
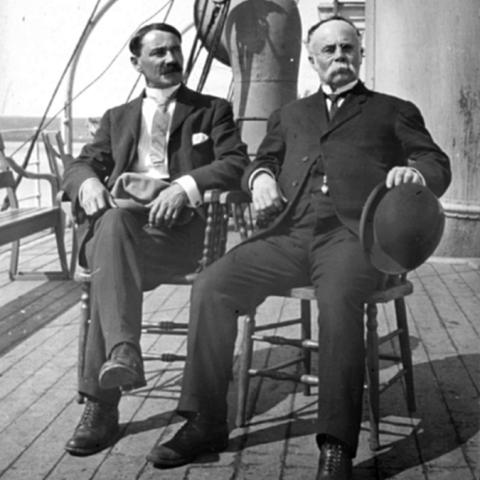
[292,180,298,187]
[301,156,308,162]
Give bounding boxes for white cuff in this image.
[174,175,202,207]
[248,168,275,191]
[78,177,98,206]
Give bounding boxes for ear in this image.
[130,56,142,73]
[308,54,320,73]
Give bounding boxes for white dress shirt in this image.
[79,84,203,208]
[321,79,358,112]
[133,84,202,207]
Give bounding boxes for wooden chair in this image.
[42,131,66,181]
[0,145,70,280]
[42,132,78,277]
[219,190,416,451]
[74,189,231,403]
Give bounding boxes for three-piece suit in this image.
[177,81,451,454]
[62,84,248,405]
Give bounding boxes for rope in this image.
[196,0,230,92]
[184,0,231,91]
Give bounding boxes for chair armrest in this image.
[218,190,254,242]
[219,189,251,205]
[2,154,60,196]
[203,189,222,204]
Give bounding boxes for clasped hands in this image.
[251,166,424,227]
[80,177,188,228]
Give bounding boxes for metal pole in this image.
[63,0,119,154]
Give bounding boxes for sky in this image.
[0,0,321,119]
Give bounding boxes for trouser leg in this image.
[178,233,311,421]
[80,208,204,403]
[309,226,382,455]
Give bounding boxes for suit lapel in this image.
[303,90,329,139]
[123,95,143,171]
[322,81,369,137]
[169,84,196,137]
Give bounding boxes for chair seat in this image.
[74,267,199,286]
[0,207,61,247]
[286,279,413,304]
[0,164,68,280]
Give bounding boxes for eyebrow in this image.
[149,45,181,54]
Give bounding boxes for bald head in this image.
[307,17,362,90]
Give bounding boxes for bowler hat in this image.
[360,182,445,274]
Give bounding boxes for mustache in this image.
[332,61,354,69]
[160,64,182,74]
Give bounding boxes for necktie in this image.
[150,102,171,176]
[325,91,348,120]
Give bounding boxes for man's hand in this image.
[147,183,188,227]
[386,166,425,188]
[251,172,286,212]
[251,172,287,228]
[80,177,117,217]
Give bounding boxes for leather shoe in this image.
[146,414,229,468]
[316,437,353,480]
[98,342,146,390]
[65,399,119,456]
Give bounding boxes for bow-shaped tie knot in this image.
[324,90,349,103]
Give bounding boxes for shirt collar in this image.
[321,79,358,96]
[145,83,181,104]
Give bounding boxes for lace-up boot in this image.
[316,437,353,480]
[65,399,119,456]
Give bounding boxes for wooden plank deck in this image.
[0,230,478,480]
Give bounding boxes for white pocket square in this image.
[192,132,209,145]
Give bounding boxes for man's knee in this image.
[86,209,142,267]
[89,209,143,251]
[95,208,139,236]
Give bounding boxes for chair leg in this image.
[69,225,79,278]
[236,312,255,428]
[77,280,91,404]
[300,299,312,395]
[365,302,380,450]
[394,298,416,412]
[54,218,70,279]
[8,240,20,280]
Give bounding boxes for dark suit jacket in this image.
[242,81,451,236]
[63,83,248,217]
[62,84,248,264]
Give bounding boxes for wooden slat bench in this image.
[0,152,70,280]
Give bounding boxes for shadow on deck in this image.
[0,230,478,479]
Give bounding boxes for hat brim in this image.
[359,182,409,274]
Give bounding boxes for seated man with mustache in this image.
[149,16,451,480]
[62,22,248,457]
